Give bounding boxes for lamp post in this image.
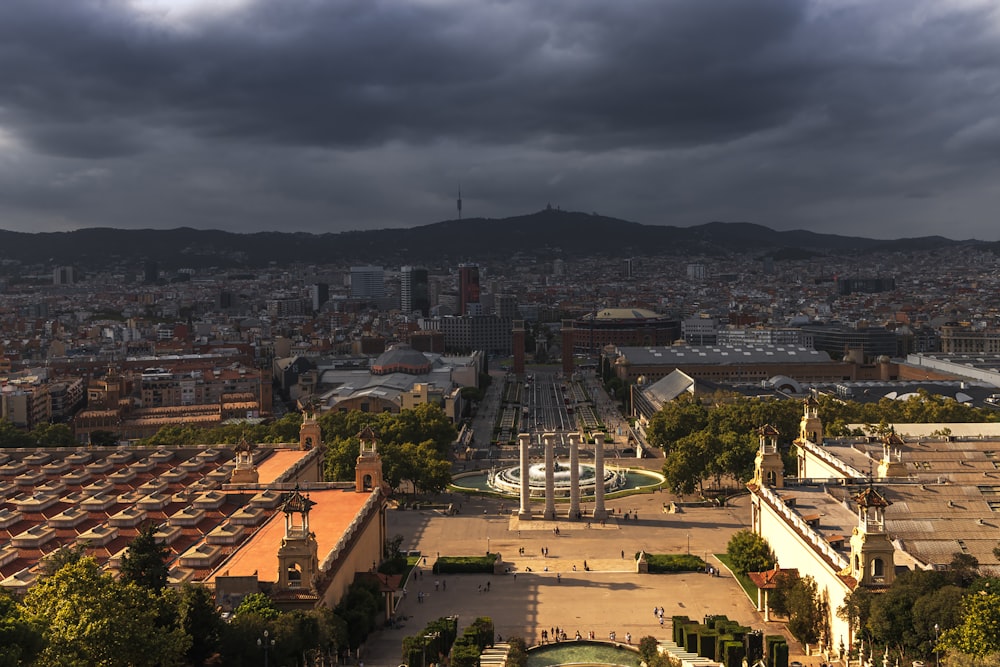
[934,623,939,667]
[258,629,275,667]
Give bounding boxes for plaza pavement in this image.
[361,491,804,667]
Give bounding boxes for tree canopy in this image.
[726,530,776,576]
[22,557,190,667]
[320,403,456,493]
[119,523,171,592]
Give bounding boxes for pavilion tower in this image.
[798,395,823,444]
[299,409,322,451]
[276,486,319,590]
[754,424,784,488]
[877,432,907,479]
[229,436,259,485]
[355,426,384,492]
[849,485,895,587]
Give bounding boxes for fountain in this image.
[488,460,627,498]
[527,641,640,667]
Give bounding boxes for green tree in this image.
[88,429,119,447]
[662,431,712,494]
[168,583,225,666]
[868,569,959,659]
[646,394,709,452]
[939,589,1000,658]
[0,590,44,667]
[838,587,875,646]
[948,553,981,588]
[234,592,281,621]
[31,422,74,447]
[38,544,87,578]
[120,523,170,591]
[321,405,455,493]
[726,530,775,576]
[785,575,827,646]
[767,570,801,618]
[507,636,528,667]
[22,558,189,667]
[334,577,381,650]
[639,635,660,665]
[0,419,33,448]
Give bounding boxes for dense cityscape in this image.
[1,223,1000,666]
[4,0,1000,665]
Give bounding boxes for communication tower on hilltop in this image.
[457,187,462,220]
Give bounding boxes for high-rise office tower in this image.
[53,266,76,285]
[401,266,430,316]
[495,293,519,319]
[350,266,385,299]
[309,283,330,311]
[143,260,159,284]
[458,263,480,316]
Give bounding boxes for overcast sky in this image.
[1,0,999,240]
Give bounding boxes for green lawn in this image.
[715,553,759,603]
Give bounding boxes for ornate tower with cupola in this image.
[877,432,907,479]
[299,409,322,451]
[229,436,259,485]
[355,426,384,492]
[754,424,784,488]
[276,486,319,590]
[799,395,823,444]
[849,485,895,587]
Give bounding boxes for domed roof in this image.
[371,344,433,375]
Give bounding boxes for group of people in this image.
[605,630,635,645]
[654,606,666,625]
[540,627,570,643]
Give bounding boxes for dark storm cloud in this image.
[0,0,999,238]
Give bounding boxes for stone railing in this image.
[758,485,849,570]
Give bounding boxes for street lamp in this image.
[934,623,940,667]
[258,629,275,667]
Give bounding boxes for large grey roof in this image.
[640,370,696,405]
[618,344,830,366]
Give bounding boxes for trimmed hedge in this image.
[403,616,460,667]
[433,553,499,574]
[644,553,708,573]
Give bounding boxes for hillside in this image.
[0,209,967,270]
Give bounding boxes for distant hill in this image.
[0,209,969,270]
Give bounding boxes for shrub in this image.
[645,554,707,573]
[433,554,498,574]
[726,530,775,575]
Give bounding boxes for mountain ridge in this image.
[0,209,979,270]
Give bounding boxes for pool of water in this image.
[527,641,641,667]
[454,469,663,496]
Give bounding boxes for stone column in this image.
[543,432,556,520]
[568,432,580,519]
[592,433,608,520]
[517,433,532,519]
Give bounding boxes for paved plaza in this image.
[362,490,801,667]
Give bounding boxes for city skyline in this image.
[2,0,1000,240]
